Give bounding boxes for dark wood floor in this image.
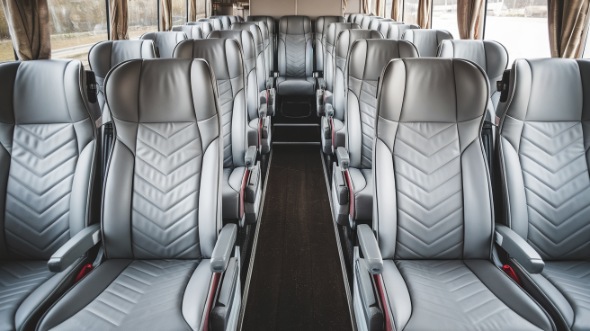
[241,145,353,331]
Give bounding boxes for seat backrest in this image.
[237,20,271,79]
[438,40,508,112]
[277,15,313,78]
[0,60,98,259]
[361,15,378,29]
[247,16,277,71]
[324,22,360,92]
[375,58,491,260]
[198,18,223,31]
[88,40,157,120]
[140,31,187,58]
[348,13,358,23]
[209,30,260,122]
[332,29,382,121]
[402,29,453,57]
[231,22,268,88]
[173,39,248,169]
[346,40,418,169]
[314,16,345,72]
[381,23,419,40]
[172,25,203,39]
[368,18,394,31]
[211,15,232,30]
[497,59,590,260]
[103,58,222,259]
[354,14,365,26]
[187,21,214,37]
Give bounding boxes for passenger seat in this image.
[496,58,590,331]
[187,21,213,37]
[140,31,187,58]
[276,15,316,96]
[198,17,223,31]
[246,16,277,72]
[314,16,345,73]
[331,40,418,226]
[0,60,100,331]
[402,29,453,57]
[380,22,419,40]
[352,58,555,331]
[172,24,203,39]
[174,39,262,224]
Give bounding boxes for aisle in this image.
[241,145,352,331]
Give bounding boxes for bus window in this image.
[485,0,550,65]
[48,0,108,67]
[404,0,419,26]
[172,0,187,26]
[128,0,158,39]
[0,7,13,62]
[431,0,459,39]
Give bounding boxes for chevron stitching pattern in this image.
[0,261,53,328]
[520,122,590,260]
[394,123,464,259]
[285,35,307,77]
[5,124,77,259]
[543,261,590,316]
[359,80,378,168]
[133,123,202,259]
[217,79,234,168]
[397,261,540,330]
[53,260,198,330]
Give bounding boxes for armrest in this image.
[210,257,239,331]
[244,146,258,170]
[258,103,268,118]
[272,72,279,78]
[357,224,383,274]
[336,147,350,170]
[325,103,334,117]
[266,77,275,89]
[317,77,326,90]
[48,224,101,272]
[355,258,384,331]
[495,224,544,274]
[210,224,238,273]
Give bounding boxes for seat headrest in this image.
[315,16,345,35]
[198,18,222,31]
[382,23,419,40]
[140,32,188,58]
[172,25,203,39]
[279,16,312,35]
[173,39,244,82]
[326,22,360,46]
[402,29,453,57]
[89,40,157,79]
[378,58,488,124]
[230,23,264,51]
[349,39,418,83]
[246,16,276,35]
[335,29,383,61]
[235,21,269,40]
[208,30,256,71]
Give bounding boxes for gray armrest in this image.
[244,146,257,170]
[357,224,383,274]
[317,77,326,90]
[266,77,275,89]
[336,146,350,170]
[495,224,544,274]
[325,103,334,117]
[211,224,238,273]
[258,103,268,118]
[48,224,101,272]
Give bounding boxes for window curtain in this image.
[417,0,432,28]
[342,0,348,14]
[457,0,485,39]
[549,0,590,58]
[189,0,207,21]
[1,0,50,60]
[391,0,402,21]
[375,0,384,16]
[362,0,369,14]
[160,0,173,31]
[110,0,128,40]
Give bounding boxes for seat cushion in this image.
[0,260,81,331]
[348,168,372,223]
[382,260,553,331]
[38,259,212,331]
[276,76,315,96]
[223,167,247,221]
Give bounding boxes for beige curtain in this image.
[342,0,348,15]
[362,0,369,14]
[160,0,173,31]
[457,0,485,39]
[417,0,432,28]
[110,0,128,40]
[375,0,384,16]
[1,0,50,60]
[549,0,590,58]
[189,0,196,22]
[206,0,212,17]
[391,0,402,21]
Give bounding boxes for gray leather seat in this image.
[380,22,419,40]
[438,40,508,168]
[360,15,379,29]
[276,15,316,96]
[187,21,214,37]
[174,39,262,224]
[331,40,418,226]
[236,21,272,83]
[348,13,360,23]
[496,58,590,331]
[314,16,345,73]
[140,31,187,58]
[198,17,223,31]
[354,14,365,26]
[172,24,203,39]
[209,29,272,154]
[402,29,453,57]
[321,29,382,155]
[352,58,555,331]
[368,18,394,32]
[211,15,232,30]
[316,22,360,116]
[37,58,241,331]
[0,60,99,331]
[247,16,277,72]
